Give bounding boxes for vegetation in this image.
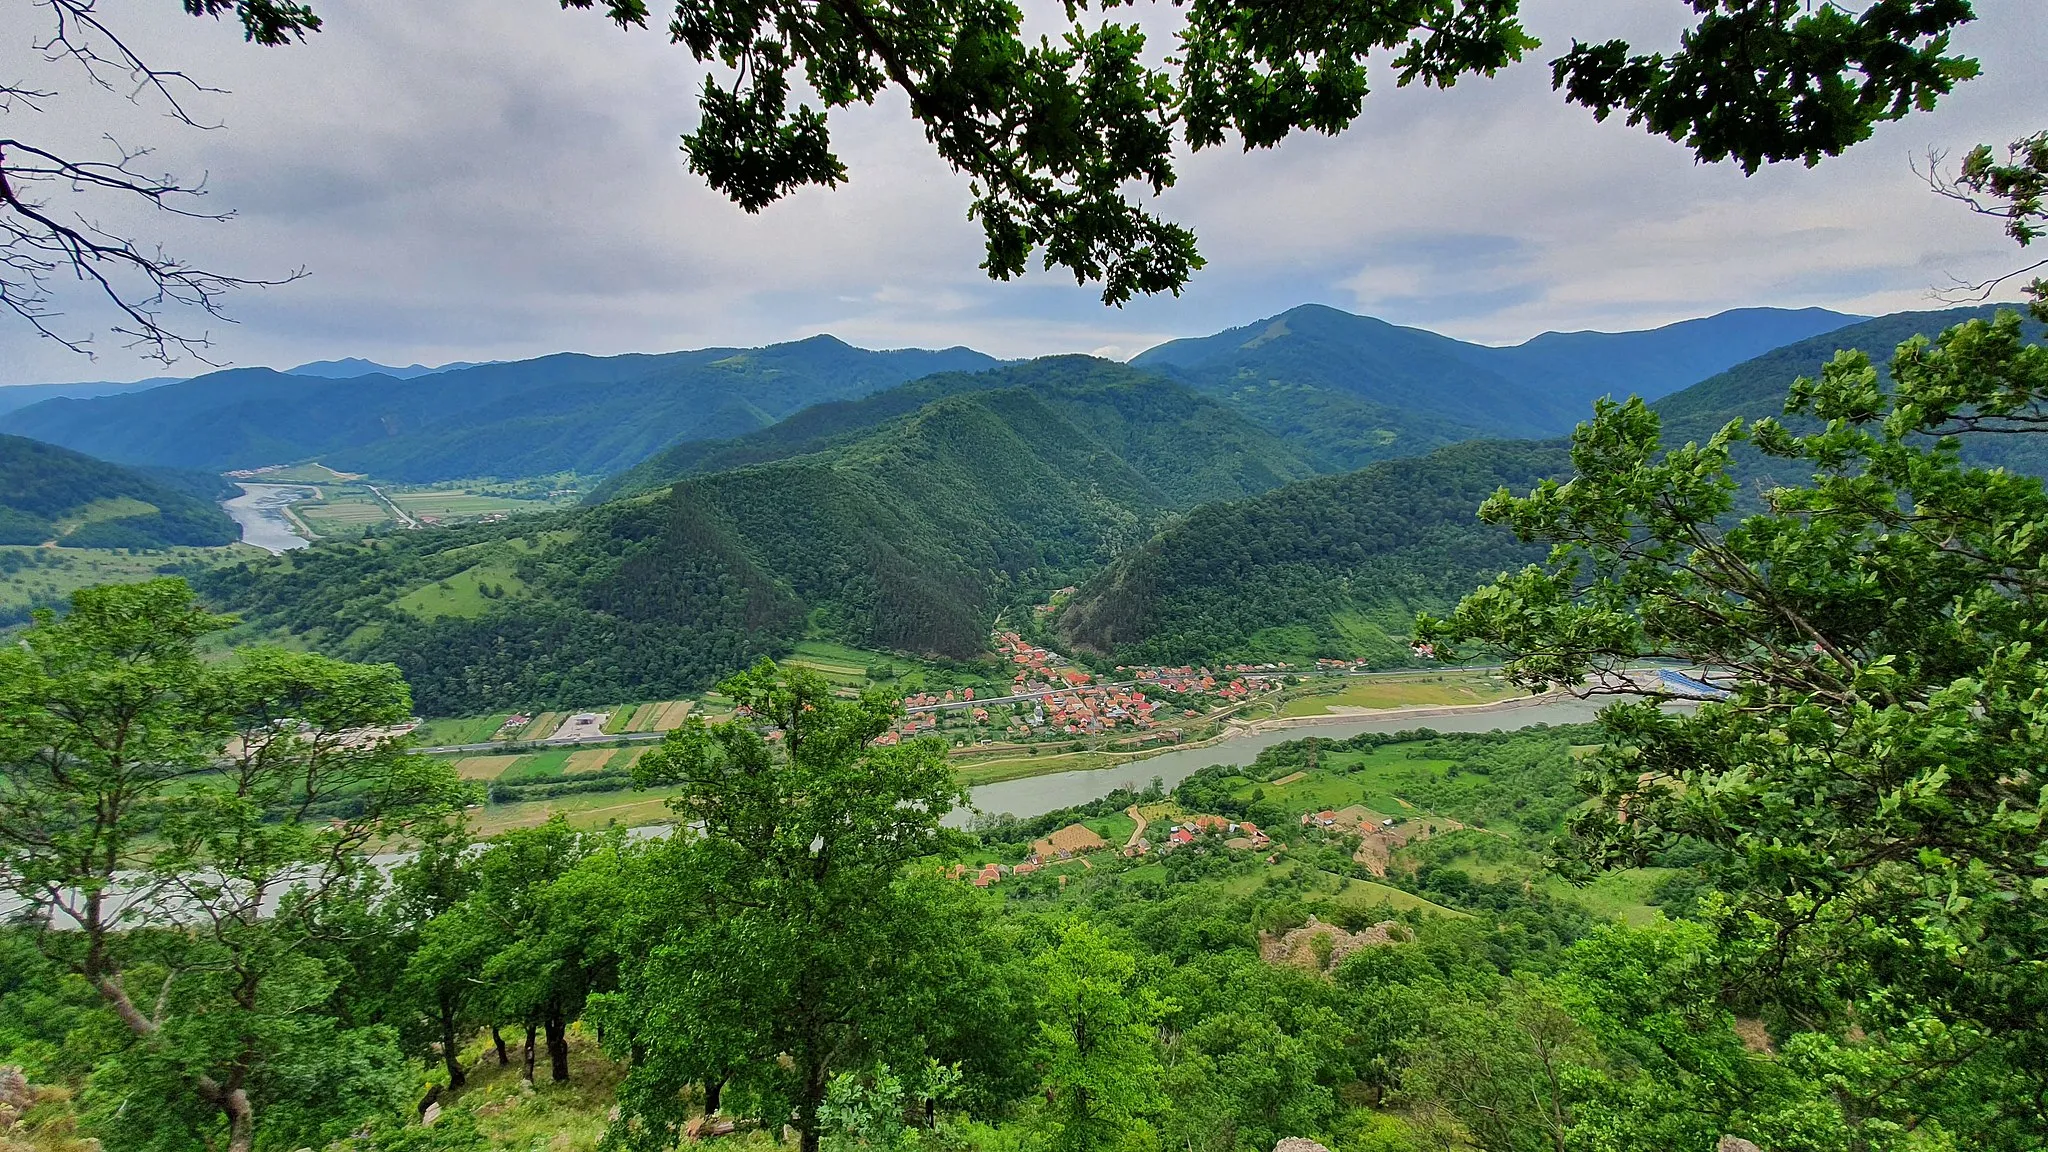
[195,366,1326,714]
[0,434,237,549]
[6,341,996,479]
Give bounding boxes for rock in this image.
[1259,918,1408,972]
[1717,1138,1764,1152]
[0,1066,29,1112]
[421,1102,442,1127]
[1273,1139,1332,1152]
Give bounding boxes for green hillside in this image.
[7,337,998,480]
[0,434,239,549]
[197,370,1304,713]
[1056,438,1568,665]
[592,355,1319,504]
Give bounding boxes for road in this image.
[366,484,422,529]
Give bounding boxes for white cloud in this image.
[1,0,2041,382]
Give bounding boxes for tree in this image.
[555,0,1988,303]
[0,578,463,1152]
[391,819,482,1090]
[1030,920,1167,1152]
[601,661,966,1152]
[3,0,313,360]
[1417,307,2048,1142]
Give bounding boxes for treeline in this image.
[0,432,238,548]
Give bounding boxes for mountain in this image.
[0,434,240,549]
[1055,439,1567,666]
[195,364,1305,713]
[286,358,487,380]
[6,337,1001,480]
[0,378,179,420]
[1131,303,1861,470]
[1057,303,2035,667]
[591,356,1318,505]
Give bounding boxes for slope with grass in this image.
[197,371,1311,713]
[0,434,239,549]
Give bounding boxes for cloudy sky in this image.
[2,0,2040,385]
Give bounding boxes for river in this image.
[952,694,1626,823]
[222,483,316,552]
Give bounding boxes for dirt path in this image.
[1124,804,1147,852]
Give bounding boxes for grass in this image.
[500,748,572,783]
[608,746,652,772]
[394,557,528,620]
[954,749,1121,786]
[1076,812,1138,846]
[248,462,359,483]
[1240,747,1458,817]
[520,711,566,741]
[601,708,638,734]
[469,788,683,836]
[564,748,613,774]
[785,639,899,685]
[454,754,521,781]
[412,714,513,746]
[0,544,257,627]
[51,496,159,536]
[1275,672,1520,718]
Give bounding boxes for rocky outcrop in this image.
[1273,1139,1332,1152]
[1717,1139,1764,1152]
[1259,915,1407,972]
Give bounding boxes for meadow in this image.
[1273,671,1521,718]
[0,543,256,627]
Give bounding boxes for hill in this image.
[1132,304,1860,469]
[591,356,1318,504]
[196,367,1302,713]
[0,434,240,549]
[0,377,177,419]
[6,337,999,480]
[1055,439,1568,665]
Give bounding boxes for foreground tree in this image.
[0,578,462,1152]
[597,661,965,1152]
[1418,308,2048,1144]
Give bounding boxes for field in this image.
[1274,672,1520,718]
[519,711,566,740]
[239,462,360,483]
[1245,746,1458,815]
[0,543,257,628]
[413,713,514,746]
[468,788,684,837]
[564,748,613,774]
[295,491,393,535]
[454,754,522,781]
[784,639,896,685]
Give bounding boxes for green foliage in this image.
[0,578,464,1152]
[0,433,237,548]
[1059,438,1565,664]
[561,0,1977,303]
[1421,307,2048,1135]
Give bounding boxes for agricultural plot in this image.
[1234,747,1458,817]
[630,701,693,731]
[499,749,572,782]
[564,749,613,774]
[519,711,566,740]
[608,747,651,773]
[241,462,360,483]
[411,714,513,746]
[1275,673,1519,718]
[453,755,521,781]
[295,491,394,536]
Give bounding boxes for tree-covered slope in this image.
[1056,438,1568,665]
[591,355,1319,505]
[198,373,1306,712]
[1130,303,1860,470]
[7,337,999,479]
[0,434,240,548]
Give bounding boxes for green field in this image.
[296,491,395,536]
[0,544,257,628]
[394,556,529,619]
[1275,672,1520,718]
[243,462,361,483]
[412,713,514,746]
[1244,747,1458,816]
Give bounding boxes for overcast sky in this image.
[2,0,2040,385]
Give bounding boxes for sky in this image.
[1,0,2041,385]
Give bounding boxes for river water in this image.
[221,483,315,552]
[953,694,1624,823]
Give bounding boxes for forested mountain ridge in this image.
[6,337,999,480]
[592,355,1319,504]
[196,367,1308,712]
[0,434,240,548]
[1056,438,1568,665]
[1132,303,1861,469]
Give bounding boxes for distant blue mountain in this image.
[1130,303,1863,469]
[0,377,180,421]
[285,357,488,380]
[8,336,1000,480]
